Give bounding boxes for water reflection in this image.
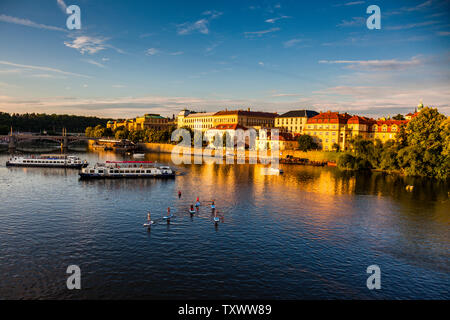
[0,150,449,299]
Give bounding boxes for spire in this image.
[418,99,424,111]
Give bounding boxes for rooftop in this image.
[277,110,319,118]
[215,110,277,118]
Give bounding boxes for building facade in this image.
[275,110,319,135]
[372,119,408,143]
[107,114,169,131]
[305,112,353,151]
[177,110,216,131]
[213,109,277,129]
[177,109,277,132]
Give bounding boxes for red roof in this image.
[373,120,408,132]
[347,115,375,125]
[307,112,352,124]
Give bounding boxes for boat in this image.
[79,161,175,179]
[133,153,145,159]
[6,154,88,168]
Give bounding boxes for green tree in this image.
[397,107,448,179]
[297,134,318,152]
[115,129,128,140]
[392,114,405,120]
[332,143,340,152]
[85,126,94,137]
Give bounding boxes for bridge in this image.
[0,129,98,152]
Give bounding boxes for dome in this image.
[178,109,191,117]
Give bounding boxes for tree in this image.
[85,126,94,137]
[93,125,105,138]
[337,153,357,170]
[115,129,128,140]
[392,114,405,120]
[332,143,340,152]
[297,134,318,152]
[397,107,448,179]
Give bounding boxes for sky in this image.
[0,0,449,119]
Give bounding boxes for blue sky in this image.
[0,0,449,118]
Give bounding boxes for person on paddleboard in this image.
[147,212,151,223]
[190,204,194,211]
[167,207,171,216]
[178,191,181,198]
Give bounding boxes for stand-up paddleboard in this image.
[143,221,154,227]
[189,210,196,214]
[163,214,174,220]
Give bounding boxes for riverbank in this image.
[138,142,340,162]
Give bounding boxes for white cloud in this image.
[56,0,67,12]
[84,59,105,68]
[319,57,423,71]
[337,17,365,27]
[334,1,365,7]
[283,38,302,48]
[64,36,108,54]
[0,60,90,78]
[177,18,210,35]
[177,11,222,35]
[112,84,125,88]
[386,20,439,30]
[265,16,291,24]
[0,14,66,32]
[170,51,184,56]
[244,27,280,37]
[146,48,159,56]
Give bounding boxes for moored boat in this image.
[79,161,175,179]
[6,154,88,168]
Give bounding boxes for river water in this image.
[0,151,448,299]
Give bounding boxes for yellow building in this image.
[107,114,169,131]
[213,109,277,129]
[133,114,169,131]
[275,110,319,135]
[305,112,353,151]
[372,119,408,143]
[177,110,216,131]
[177,109,277,132]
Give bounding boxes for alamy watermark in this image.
[170,127,280,175]
[366,5,381,30]
[366,265,381,290]
[66,5,81,30]
[66,265,81,290]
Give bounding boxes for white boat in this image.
[133,153,145,159]
[79,161,175,179]
[6,154,87,169]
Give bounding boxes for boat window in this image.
[146,170,151,173]
[98,170,104,174]
[90,170,95,173]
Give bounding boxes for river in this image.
[0,151,448,299]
